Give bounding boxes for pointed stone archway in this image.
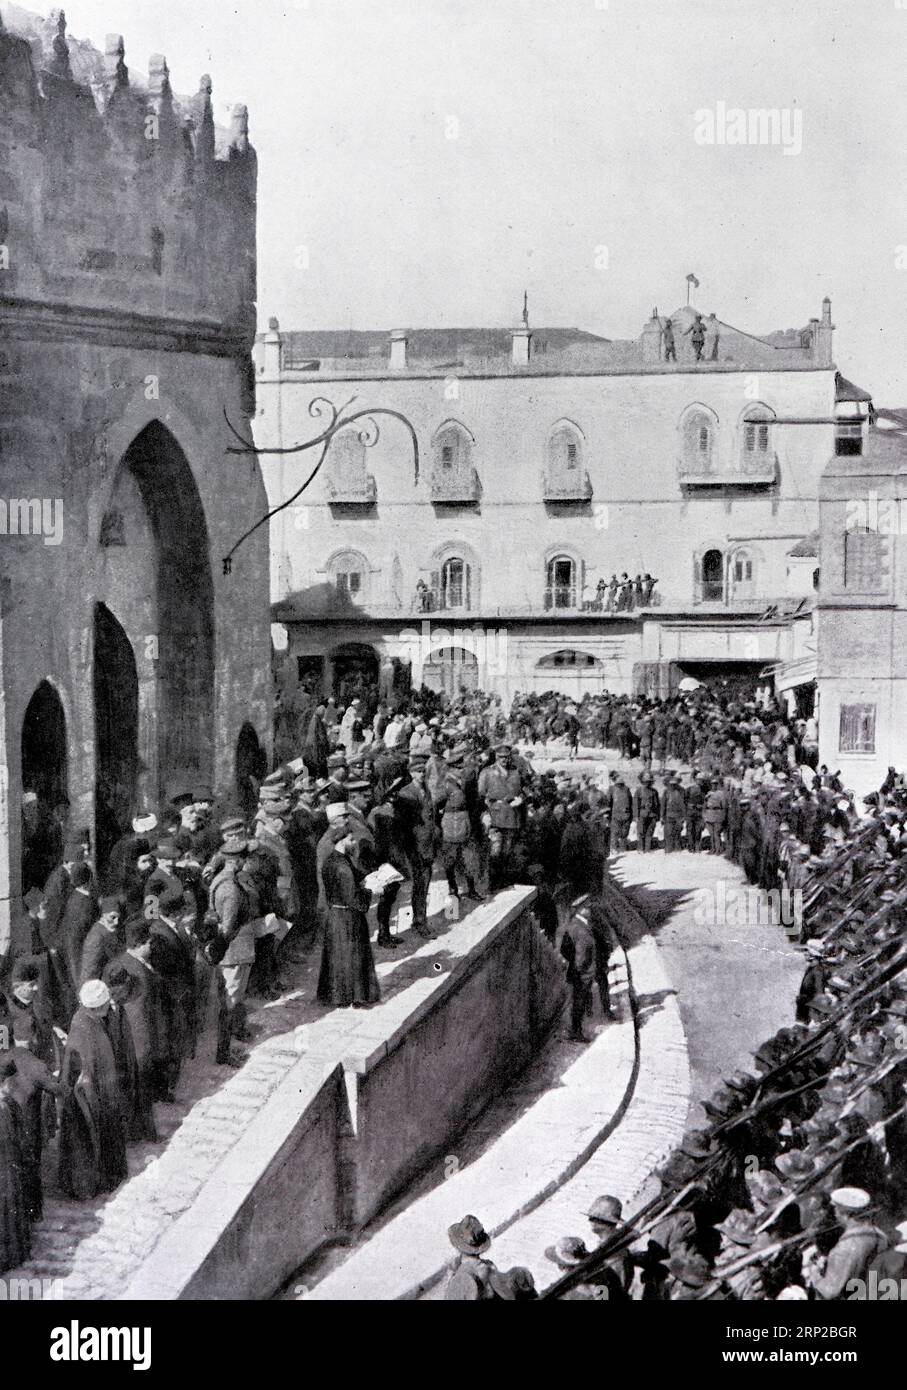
[93,603,140,869]
[103,421,215,824]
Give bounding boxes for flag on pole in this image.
[686,273,700,288]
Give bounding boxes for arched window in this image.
[431,555,472,610]
[730,548,756,601]
[740,404,776,475]
[695,547,724,603]
[537,650,601,669]
[679,406,718,477]
[431,422,479,501]
[327,549,370,602]
[544,422,591,500]
[545,554,578,610]
[325,428,376,503]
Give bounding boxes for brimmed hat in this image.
[655,1153,702,1189]
[220,817,246,837]
[489,1266,537,1300]
[776,1151,815,1183]
[326,803,349,823]
[703,1087,740,1119]
[221,835,249,856]
[807,992,837,1016]
[192,785,214,804]
[586,1195,623,1225]
[544,1236,589,1269]
[132,811,158,835]
[327,753,347,770]
[715,1209,759,1247]
[448,1214,491,1255]
[680,1129,714,1161]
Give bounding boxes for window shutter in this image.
[464,562,472,610]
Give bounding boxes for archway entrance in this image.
[422,646,479,697]
[115,421,215,806]
[21,681,68,891]
[235,722,266,822]
[331,642,379,705]
[94,603,139,868]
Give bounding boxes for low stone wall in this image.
[125,886,564,1300]
[346,897,565,1228]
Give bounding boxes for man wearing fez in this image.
[79,894,124,988]
[58,979,128,1200]
[316,804,380,1008]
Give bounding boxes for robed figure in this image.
[0,1069,31,1274]
[57,1004,128,1200]
[316,848,380,1007]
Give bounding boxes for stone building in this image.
[256,299,857,710]
[0,11,271,954]
[817,405,907,795]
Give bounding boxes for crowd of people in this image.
[3,676,905,1301]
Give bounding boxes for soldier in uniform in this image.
[662,774,687,853]
[634,771,661,852]
[477,744,525,890]
[803,1187,888,1298]
[610,774,633,852]
[444,1215,500,1300]
[685,775,706,852]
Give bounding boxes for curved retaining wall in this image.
[125,887,565,1300]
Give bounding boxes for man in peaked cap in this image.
[804,1188,888,1299]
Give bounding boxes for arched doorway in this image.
[114,421,215,805]
[21,681,68,890]
[422,646,479,697]
[700,548,724,603]
[331,642,380,705]
[235,722,266,822]
[94,603,139,868]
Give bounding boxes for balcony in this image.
[430,464,481,504]
[679,452,778,488]
[544,585,578,611]
[325,470,377,505]
[542,467,593,502]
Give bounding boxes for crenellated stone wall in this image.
[0,9,271,956]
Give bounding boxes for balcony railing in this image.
[325,471,377,504]
[544,585,578,611]
[679,452,778,486]
[430,464,481,503]
[542,467,593,502]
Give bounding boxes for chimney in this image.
[263,316,281,376]
[511,326,532,366]
[390,330,408,369]
[814,296,834,367]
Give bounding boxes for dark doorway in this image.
[21,681,68,891]
[331,642,379,704]
[118,422,214,804]
[422,646,479,697]
[235,722,266,822]
[94,603,139,869]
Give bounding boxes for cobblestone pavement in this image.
[612,848,803,1128]
[5,875,484,1300]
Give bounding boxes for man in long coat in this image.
[0,1057,31,1274]
[317,810,380,1007]
[58,979,128,1200]
[9,1029,63,1220]
[104,919,165,1130]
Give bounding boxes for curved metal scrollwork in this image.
[220,398,420,574]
